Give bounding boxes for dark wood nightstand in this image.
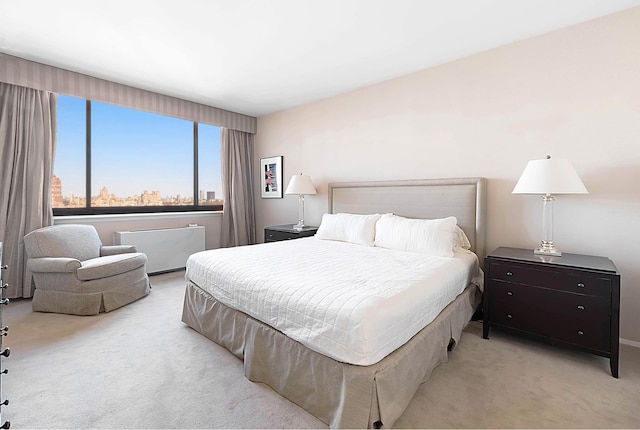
[483,247,620,378]
[264,225,318,243]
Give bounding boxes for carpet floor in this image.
[3,270,640,429]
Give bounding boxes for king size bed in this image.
[181,177,486,428]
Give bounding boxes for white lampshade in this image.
[513,156,588,195]
[285,174,317,195]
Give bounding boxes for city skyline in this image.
[52,174,220,208]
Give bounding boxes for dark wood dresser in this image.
[0,243,9,428]
[483,246,620,377]
[264,225,318,243]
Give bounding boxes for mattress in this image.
[185,237,482,366]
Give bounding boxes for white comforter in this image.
[186,237,481,366]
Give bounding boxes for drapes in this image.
[221,128,256,247]
[0,82,57,298]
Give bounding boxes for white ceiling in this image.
[1,0,639,117]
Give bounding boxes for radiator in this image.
[114,226,205,274]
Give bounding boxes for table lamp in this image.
[512,155,588,256]
[285,174,317,231]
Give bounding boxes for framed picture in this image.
[260,156,283,198]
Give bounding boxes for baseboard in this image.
[620,338,640,348]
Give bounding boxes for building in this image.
[51,174,63,207]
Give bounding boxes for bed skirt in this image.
[181,281,481,429]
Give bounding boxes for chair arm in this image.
[27,257,81,273]
[101,245,137,256]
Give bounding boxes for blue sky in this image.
[55,95,222,199]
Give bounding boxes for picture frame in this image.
[260,156,283,198]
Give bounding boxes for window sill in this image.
[54,211,221,224]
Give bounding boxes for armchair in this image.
[23,224,151,315]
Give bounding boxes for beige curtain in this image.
[221,128,256,247]
[0,82,57,298]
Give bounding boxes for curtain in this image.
[221,128,256,247]
[0,83,57,298]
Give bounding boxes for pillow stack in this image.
[315,212,471,258]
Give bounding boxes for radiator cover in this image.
[114,226,205,274]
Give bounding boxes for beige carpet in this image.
[4,270,640,429]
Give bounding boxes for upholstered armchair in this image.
[23,224,151,315]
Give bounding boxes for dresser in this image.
[483,247,620,378]
[264,225,318,243]
[0,243,9,428]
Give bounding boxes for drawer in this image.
[554,319,610,352]
[490,300,543,335]
[490,261,611,297]
[265,230,296,242]
[491,303,610,352]
[490,281,610,320]
[489,282,610,342]
[265,231,277,242]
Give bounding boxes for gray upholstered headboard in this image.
[328,177,487,263]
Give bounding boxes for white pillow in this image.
[315,213,381,247]
[454,225,472,250]
[374,214,457,257]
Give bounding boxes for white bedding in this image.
[185,237,482,366]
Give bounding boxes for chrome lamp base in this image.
[533,194,562,257]
[293,194,307,231]
[534,241,562,257]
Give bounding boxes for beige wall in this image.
[255,8,640,343]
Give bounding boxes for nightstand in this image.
[264,225,318,243]
[483,247,620,378]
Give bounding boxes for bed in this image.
[181,177,487,428]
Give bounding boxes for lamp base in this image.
[292,223,305,232]
[534,241,562,257]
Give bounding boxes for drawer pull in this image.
[577,305,585,310]
[507,314,513,319]
[507,291,513,296]
[577,282,585,288]
[577,330,584,336]
[506,271,513,276]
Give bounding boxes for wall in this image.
[255,8,640,344]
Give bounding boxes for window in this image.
[197,123,223,206]
[53,95,86,208]
[53,95,222,215]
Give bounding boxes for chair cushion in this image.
[77,252,148,281]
